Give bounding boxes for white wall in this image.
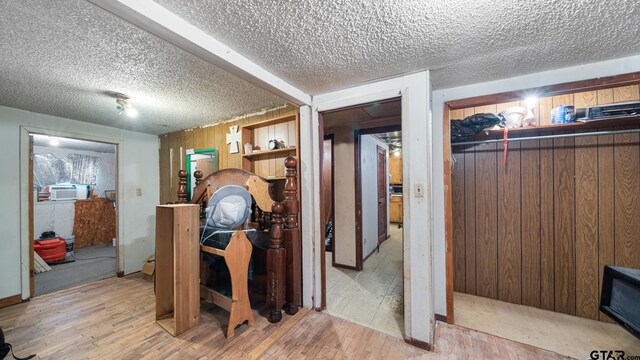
[0,106,159,300]
[430,54,640,317]
[331,127,357,267]
[33,201,75,239]
[33,145,116,197]
[360,135,389,259]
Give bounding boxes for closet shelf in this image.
[453,115,640,146]
[242,148,296,158]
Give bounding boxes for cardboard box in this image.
[142,255,155,282]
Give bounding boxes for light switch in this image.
[136,188,142,196]
[415,183,424,198]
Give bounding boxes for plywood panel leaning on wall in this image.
[73,198,116,248]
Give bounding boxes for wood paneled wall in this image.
[159,104,298,204]
[450,85,640,321]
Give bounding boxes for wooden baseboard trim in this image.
[117,271,125,277]
[435,313,447,323]
[331,263,358,271]
[0,294,22,309]
[404,337,432,351]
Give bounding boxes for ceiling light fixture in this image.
[49,137,60,146]
[114,93,138,118]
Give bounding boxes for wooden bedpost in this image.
[283,157,301,314]
[194,170,203,187]
[193,170,206,219]
[267,202,286,323]
[177,170,188,203]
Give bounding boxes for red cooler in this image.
[34,238,66,263]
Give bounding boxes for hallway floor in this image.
[454,291,640,359]
[325,225,404,338]
[34,244,116,296]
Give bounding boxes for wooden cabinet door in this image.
[390,198,403,223]
[389,157,402,184]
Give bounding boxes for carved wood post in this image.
[283,157,301,314]
[267,202,286,323]
[194,170,203,187]
[177,170,187,203]
[193,170,206,219]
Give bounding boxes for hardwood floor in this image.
[0,275,569,359]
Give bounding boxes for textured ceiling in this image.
[156,0,640,93]
[0,0,285,135]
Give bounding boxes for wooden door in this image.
[377,146,387,244]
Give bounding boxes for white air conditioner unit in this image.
[49,185,77,201]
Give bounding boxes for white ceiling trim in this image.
[88,0,312,106]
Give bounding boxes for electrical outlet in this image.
[136,188,142,196]
[415,183,424,198]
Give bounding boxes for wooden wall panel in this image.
[520,136,541,308]
[159,104,298,204]
[614,126,640,268]
[553,135,576,315]
[574,133,599,319]
[452,151,466,293]
[538,97,553,126]
[497,136,521,304]
[597,89,614,105]
[539,138,555,311]
[613,85,640,103]
[463,146,477,295]
[597,130,615,322]
[474,141,498,300]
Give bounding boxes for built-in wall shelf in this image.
[453,115,640,145]
[242,147,296,158]
[241,113,299,180]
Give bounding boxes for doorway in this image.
[320,99,405,338]
[30,133,118,296]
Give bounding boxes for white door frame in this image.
[299,71,435,345]
[19,126,122,299]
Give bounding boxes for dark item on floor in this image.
[0,327,35,360]
[600,265,640,339]
[47,258,75,265]
[325,221,333,251]
[33,238,66,263]
[451,113,504,142]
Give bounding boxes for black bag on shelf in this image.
[451,113,504,142]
